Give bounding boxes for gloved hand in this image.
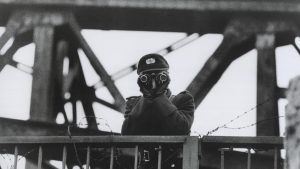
[153,73,170,97]
[137,76,153,98]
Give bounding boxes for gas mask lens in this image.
[158,73,167,83]
[139,72,168,84]
[139,74,149,83]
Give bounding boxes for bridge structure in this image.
[0,0,298,168]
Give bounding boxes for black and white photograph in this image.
[0,0,300,169]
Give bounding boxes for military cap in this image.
[137,53,169,74]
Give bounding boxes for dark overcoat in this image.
[121,90,195,135]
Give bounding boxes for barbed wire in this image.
[223,116,285,130]
[67,116,115,169]
[205,97,273,136]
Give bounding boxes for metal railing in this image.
[0,136,283,169]
[0,136,199,169]
[201,136,284,169]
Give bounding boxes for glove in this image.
[137,77,153,98]
[153,73,170,97]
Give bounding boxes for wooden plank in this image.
[68,15,125,108]
[186,21,254,108]
[256,34,279,136]
[183,137,199,169]
[30,26,56,122]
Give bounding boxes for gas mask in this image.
[139,71,168,89]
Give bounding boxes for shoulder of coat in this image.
[125,96,142,105]
[126,96,141,101]
[177,90,194,99]
[178,90,191,95]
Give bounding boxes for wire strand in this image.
[223,116,285,130]
[205,98,272,135]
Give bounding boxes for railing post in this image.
[157,145,162,169]
[110,146,114,169]
[247,148,251,169]
[37,145,43,169]
[220,150,224,169]
[86,146,91,169]
[134,145,139,169]
[274,147,278,169]
[183,137,199,169]
[14,145,18,169]
[62,145,67,169]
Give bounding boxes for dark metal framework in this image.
[0,0,299,168]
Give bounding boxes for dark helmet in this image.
[137,53,169,74]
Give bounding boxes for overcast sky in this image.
[0,28,300,138]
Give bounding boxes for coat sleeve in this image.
[121,96,141,135]
[152,91,195,135]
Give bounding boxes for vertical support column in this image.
[285,76,300,169]
[30,26,56,122]
[183,137,199,169]
[255,33,279,136]
[54,41,69,122]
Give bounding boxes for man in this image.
[121,53,195,169]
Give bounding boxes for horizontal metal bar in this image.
[0,136,284,149]
[0,0,299,13]
[0,136,189,144]
[202,136,283,148]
